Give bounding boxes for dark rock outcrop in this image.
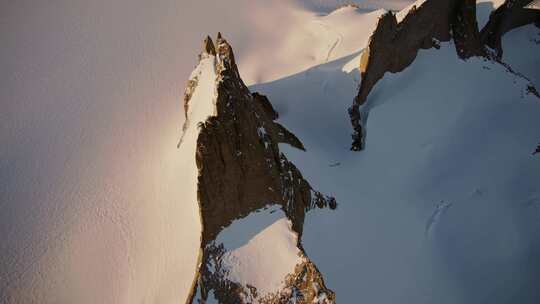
[349,0,487,150]
[183,34,336,304]
[453,0,486,59]
[480,0,540,58]
[533,143,540,155]
[195,35,335,244]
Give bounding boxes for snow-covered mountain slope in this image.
[1,1,414,303]
[2,0,539,303]
[188,1,539,301]
[252,18,540,304]
[174,45,219,300]
[235,4,387,85]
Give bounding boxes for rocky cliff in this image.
[182,34,336,304]
[349,0,487,150]
[480,0,540,58]
[349,0,539,151]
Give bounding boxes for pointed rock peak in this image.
[215,33,233,58]
[202,35,216,56]
[214,33,239,76]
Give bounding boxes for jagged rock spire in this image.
[183,33,336,304]
[202,35,216,56]
[214,32,239,76]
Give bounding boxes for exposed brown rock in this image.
[183,34,336,303]
[193,243,335,304]
[480,0,540,58]
[275,260,336,304]
[195,35,333,244]
[453,0,486,59]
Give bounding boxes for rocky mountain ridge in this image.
[182,34,336,304]
[349,0,539,150]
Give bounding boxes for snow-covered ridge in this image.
[176,43,219,303]
[180,55,218,145]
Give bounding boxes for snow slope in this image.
[502,24,540,87]
[175,52,219,298]
[214,205,302,298]
[252,23,540,304]
[236,4,387,85]
[476,0,507,28]
[2,2,412,303]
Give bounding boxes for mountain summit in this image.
[181,34,336,304]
